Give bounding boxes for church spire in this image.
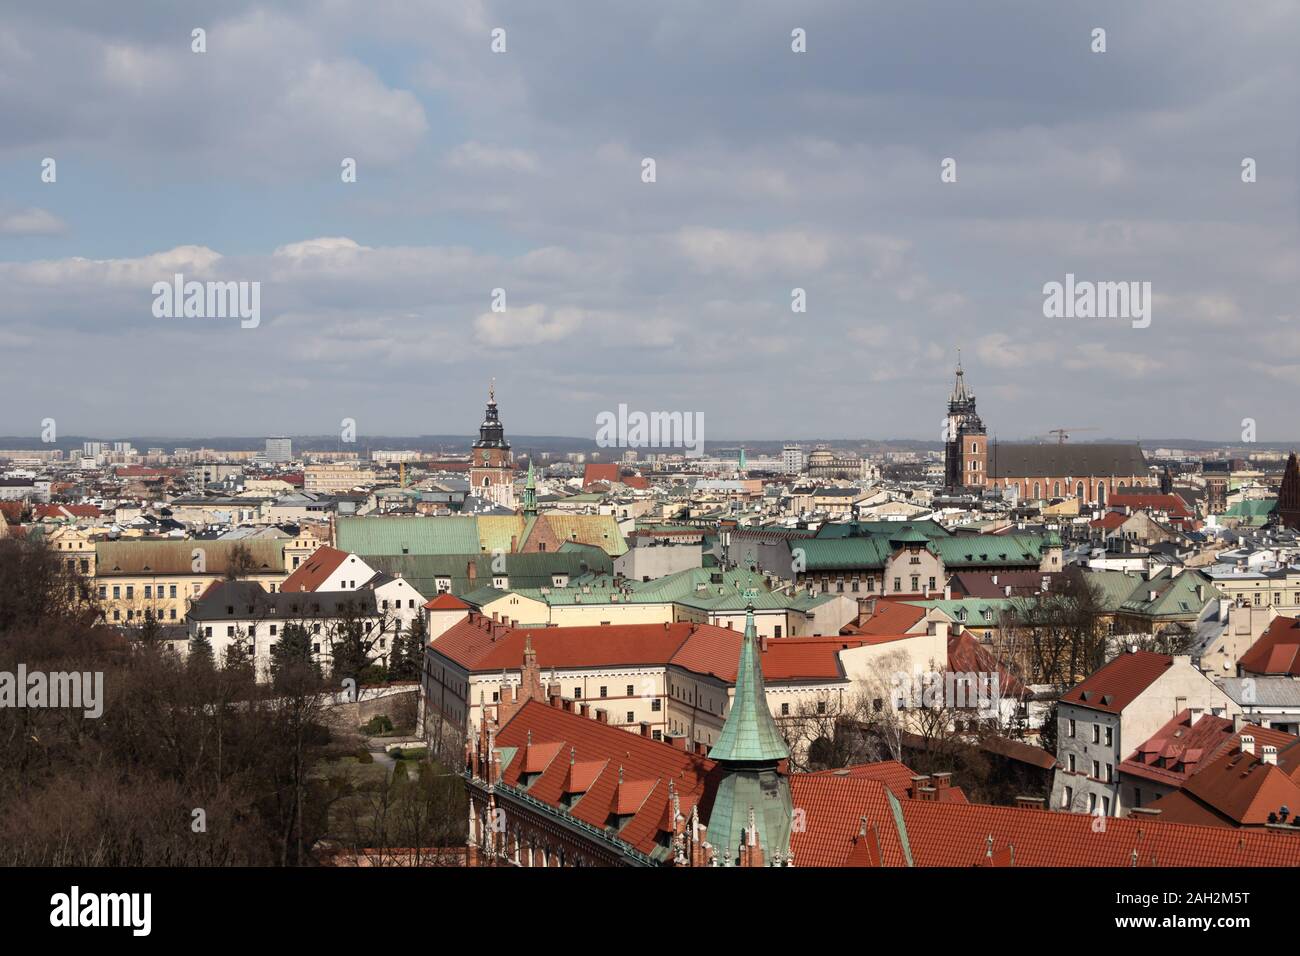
[708,604,788,763]
[704,601,793,866]
[523,458,538,517]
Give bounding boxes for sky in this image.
[1,0,1297,444]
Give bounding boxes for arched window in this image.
[1097,483,1106,506]
[1033,482,1041,499]
[970,442,977,454]
[1053,481,1061,497]
[1076,482,1084,498]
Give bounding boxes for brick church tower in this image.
[1278,452,1300,530]
[944,355,987,492]
[470,381,515,509]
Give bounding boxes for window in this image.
[781,702,790,716]
[1091,760,1100,779]
[125,586,134,599]
[928,577,936,591]
[599,686,607,698]
[652,730,661,741]
[1101,796,1111,816]
[144,586,152,598]
[1062,786,1073,808]
[1104,726,1113,746]
[651,699,661,712]
[1105,764,1113,783]
[910,575,919,591]
[1068,754,1076,772]
[626,712,634,723]
[573,688,582,699]
[816,701,827,714]
[893,577,901,592]
[774,625,782,638]
[113,586,120,599]
[1088,793,1097,813]
[1091,724,1101,744]
[169,585,177,598]
[227,626,235,637]
[98,586,107,599]
[626,684,634,696]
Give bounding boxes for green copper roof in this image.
[708,606,789,764]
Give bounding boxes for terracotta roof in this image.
[1090,512,1129,531]
[1120,710,1236,787]
[841,600,927,636]
[35,504,101,519]
[1153,747,1300,827]
[1239,615,1300,676]
[582,463,620,487]
[899,797,1300,865]
[1060,650,1172,714]
[431,617,700,673]
[789,777,911,866]
[947,628,1027,700]
[808,760,968,803]
[670,630,870,683]
[279,546,351,592]
[424,592,470,611]
[1108,492,1193,518]
[494,699,719,857]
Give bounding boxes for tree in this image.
[388,617,426,682]
[223,543,258,582]
[270,622,316,688]
[189,629,215,672]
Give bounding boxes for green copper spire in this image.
[708,604,788,763]
[704,602,793,865]
[738,446,747,473]
[523,459,537,517]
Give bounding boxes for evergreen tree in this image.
[270,622,315,685]
[188,629,215,671]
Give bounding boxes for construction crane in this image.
[1047,426,1099,444]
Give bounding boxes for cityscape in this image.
[2,0,1296,937]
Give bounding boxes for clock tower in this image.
[470,381,515,508]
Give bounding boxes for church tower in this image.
[944,354,987,492]
[705,603,794,866]
[1278,452,1300,530]
[470,381,515,509]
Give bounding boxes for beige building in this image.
[305,462,378,494]
[91,537,307,625]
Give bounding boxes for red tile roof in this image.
[670,631,871,683]
[432,617,700,672]
[424,592,470,610]
[582,463,620,487]
[1153,747,1300,827]
[1089,512,1128,531]
[1239,615,1300,676]
[280,546,352,593]
[494,699,719,857]
[1108,492,1193,518]
[840,600,928,636]
[789,777,911,867]
[1060,650,1172,714]
[1120,711,1298,789]
[898,797,1300,865]
[36,503,101,519]
[809,760,969,803]
[947,628,1027,700]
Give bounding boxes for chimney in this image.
[909,774,930,798]
[1232,713,1246,733]
[595,708,608,724]
[639,721,651,738]
[549,692,562,708]
[467,560,477,583]
[1014,796,1046,810]
[1004,585,1012,597]
[1262,745,1278,765]
[943,585,952,600]
[580,702,590,718]
[665,733,687,750]
[1130,807,1162,817]
[1241,734,1255,756]
[991,574,998,585]
[932,771,951,790]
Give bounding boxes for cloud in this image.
[474,304,584,347]
[0,207,66,236]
